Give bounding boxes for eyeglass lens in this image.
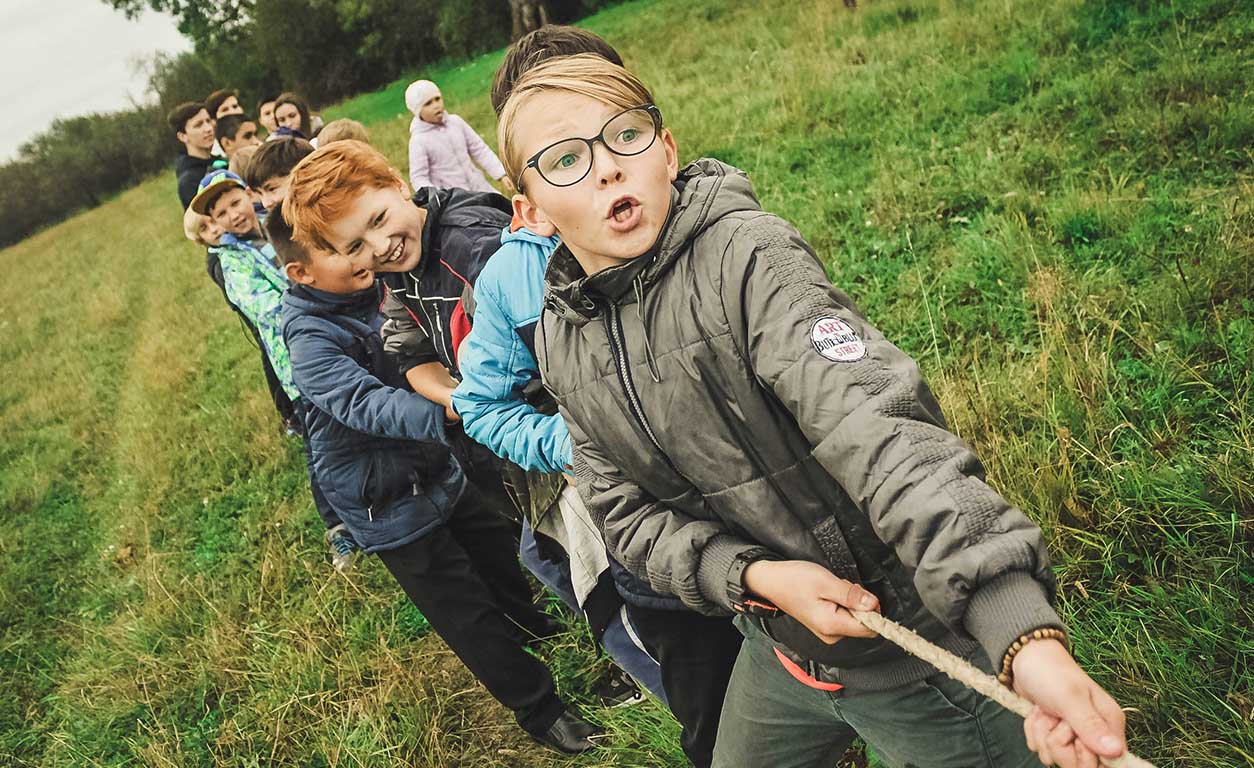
[536,107,658,186]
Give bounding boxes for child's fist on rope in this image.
[742,560,880,643]
[1012,638,1128,768]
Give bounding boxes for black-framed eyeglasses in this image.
[519,104,662,189]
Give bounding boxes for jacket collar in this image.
[542,159,761,326]
[285,280,382,321]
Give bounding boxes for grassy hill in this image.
[2,0,1251,765]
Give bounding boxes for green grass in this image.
[2,0,1252,765]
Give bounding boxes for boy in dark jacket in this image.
[168,101,219,209]
[496,54,1133,768]
[269,204,601,755]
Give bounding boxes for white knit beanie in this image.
[405,80,441,115]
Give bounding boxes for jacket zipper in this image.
[405,277,455,372]
[605,303,664,454]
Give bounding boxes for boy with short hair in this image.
[168,101,216,208]
[257,96,278,134]
[243,136,316,213]
[268,199,602,755]
[284,141,657,712]
[206,88,245,120]
[216,114,262,159]
[453,30,745,768]
[189,169,353,569]
[498,54,1133,768]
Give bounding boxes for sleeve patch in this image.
[810,317,866,362]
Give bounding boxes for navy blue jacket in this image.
[282,281,465,553]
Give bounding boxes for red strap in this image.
[773,647,843,692]
[449,300,471,365]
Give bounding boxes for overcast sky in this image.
[1,0,189,160]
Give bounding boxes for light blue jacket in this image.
[452,227,572,474]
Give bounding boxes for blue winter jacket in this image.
[282,281,465,553]
[452,227,573,474]
[452,228,683,611]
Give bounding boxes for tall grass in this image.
[1,0,1250,765]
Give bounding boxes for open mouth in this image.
[352,268,372,281]
[379,238,405,266]
[606,196,642,232]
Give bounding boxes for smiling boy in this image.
[497,54,1133,768]
[189,170,345,563]
[276,158,603,754]
[284,143,535,574]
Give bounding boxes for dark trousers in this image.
[627,604,743,768]
[293,398,342,530]
[376,485,564,735]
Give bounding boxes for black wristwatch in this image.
[727,550,782,618]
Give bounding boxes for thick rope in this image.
[850,610,1156,768]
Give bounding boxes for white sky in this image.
[0,0,190,160]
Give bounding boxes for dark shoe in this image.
[531,711,602,754]
[282,415,304,438]
[594,665,644,708]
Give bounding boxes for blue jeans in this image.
[518,520,667,703]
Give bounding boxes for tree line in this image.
[0,0,611,248]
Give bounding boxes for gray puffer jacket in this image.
[537,159,1063,689]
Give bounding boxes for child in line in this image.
[454,27,744,767]
[189,170,351,569]
[184,188,298,438]
[405,79,512,194]
[498,54,1132,768]
[274,92,321,139]
[269,193,603,756]
[216,114,262,161]
[206,88,245,120]
[283,140,648,711]
[168,102,216,209]
[314,118,370,147]
[257,95,279,135]
[183,206,224,249]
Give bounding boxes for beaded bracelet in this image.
[998,627,1068,687]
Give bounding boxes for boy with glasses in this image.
[496,53,1134,768]
[452,27,745,767]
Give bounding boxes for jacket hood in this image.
[543,159,761,328]
[400,186,513,278]
[501,225,559,250]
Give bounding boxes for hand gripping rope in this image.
[850,611,1156,768]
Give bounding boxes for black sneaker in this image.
[531,710,603,754]
[594,665,645,708]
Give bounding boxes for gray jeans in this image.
[712,616,1039,768]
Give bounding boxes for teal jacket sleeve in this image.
[218,243,298,401]
[451,237,572,474]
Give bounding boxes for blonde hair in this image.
[182,207,217,246]
[497,53,654,188]
[317,118,370,146]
